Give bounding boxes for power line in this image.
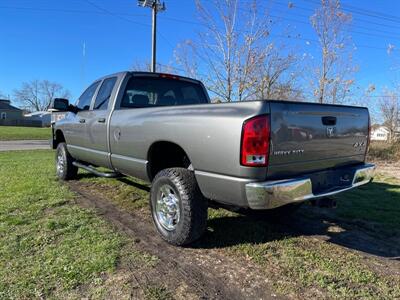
[301,0,400,24]
[84,0,148,27]
[0,3,395,50]
[3,3,400,40]
[269,6,400,37]
[271,0,400,30]
[83,1,175,49]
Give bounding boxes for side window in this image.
[1,112,6,120]
[76,81,100,111]
[93,77,117,110]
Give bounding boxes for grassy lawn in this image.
[81,167,400,299]
[0,150,157,299]
[2,149,399,299]
[203,174,400,299]
[0,126,51,140]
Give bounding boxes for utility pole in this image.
[138,0,166,73]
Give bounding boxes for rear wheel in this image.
[56,142,78,180]
[150,168,208,246]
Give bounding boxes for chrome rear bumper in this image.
[246,164,375,210]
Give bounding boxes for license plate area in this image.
[309,168,355,195]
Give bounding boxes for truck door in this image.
[83,76,118,169]
[66,81,101,160]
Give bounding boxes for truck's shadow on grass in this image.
[195,181,400,259]
[77,172,400,259]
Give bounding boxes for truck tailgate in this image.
[267,101,369,179]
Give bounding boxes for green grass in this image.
[78,167,400,299]
[334,174,400,234]
[6,150,397,299]
[201,176,400,299]
[144,285,173,300]
[0,150,156,298]
[79,172,150,212]
[0,126,51,140]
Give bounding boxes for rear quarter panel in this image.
[109,101,270,180]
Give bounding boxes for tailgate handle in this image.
[322,116,336,126]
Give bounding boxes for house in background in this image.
[0,99,43,127]
[0,99,24,124]
[370,125,390,142]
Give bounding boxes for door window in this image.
[76,81,100,111]
[93,77,117,110]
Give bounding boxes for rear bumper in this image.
[246,163,375,209]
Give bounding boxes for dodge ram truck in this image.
[50,71,375,245]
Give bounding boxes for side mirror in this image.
[48,98,70,112]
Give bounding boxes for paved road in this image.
[0,140,50,151]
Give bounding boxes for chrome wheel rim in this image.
[56,153,65,176]
[156,185,180,231]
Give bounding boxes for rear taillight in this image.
[241,115,270,167]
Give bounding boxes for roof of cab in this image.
[93,71,201,84]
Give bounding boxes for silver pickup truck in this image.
[50,71,375,245]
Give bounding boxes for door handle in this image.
[98,118,106,123]
[79,119,86,123]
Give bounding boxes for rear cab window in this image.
[120,76,208,108]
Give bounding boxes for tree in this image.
[13,80,70,112]
[310,0,356,104]
[251,45,303,100]
[379,89,399,142]
[174,0,300,102]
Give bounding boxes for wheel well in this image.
[53,130,66,148]
[147,141,192,180]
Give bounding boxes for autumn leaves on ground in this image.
[0,150,399,299]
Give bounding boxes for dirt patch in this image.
[68,181,282,300]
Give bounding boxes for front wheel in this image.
[150,168,208,246]
[56,142,78,180]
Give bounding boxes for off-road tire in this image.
[150,168,208,246]
[56,142,78,180]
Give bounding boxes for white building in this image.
[370,125,390,142]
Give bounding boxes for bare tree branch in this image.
[13,80,70,112]
[310,0,356,104]
[175,0,300,102]
[379,89,399,142]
